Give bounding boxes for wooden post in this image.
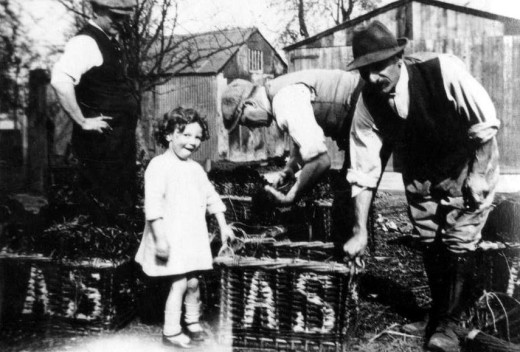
[26,69,50,195]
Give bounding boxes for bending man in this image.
[221,69,362,240]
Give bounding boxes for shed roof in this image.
[160,27,285,75]
[284,0,520,51]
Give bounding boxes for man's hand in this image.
[155,238,170,262]
[264,184,295,205]
[462,173,490,210]
[82,115,113,133]
[269,170,294,189]
[343,226,368,260]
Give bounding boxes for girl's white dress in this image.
[135,152,226,276]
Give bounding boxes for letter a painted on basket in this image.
[22,265,52,315]
[242,270,279,329]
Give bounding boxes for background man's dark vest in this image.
[73,23,138,162]
[364,57,473,196]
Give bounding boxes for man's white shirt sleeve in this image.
[272,84,328,162]
[347,94,384,195]
[439,54,500,143]
[51,35,103,85]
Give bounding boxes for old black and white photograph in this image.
[1,0,520,351]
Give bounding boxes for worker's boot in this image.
[426,250,476,352]
[402,317,428,336]
[402,244,442,337]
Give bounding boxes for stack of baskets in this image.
[215,222,361,351]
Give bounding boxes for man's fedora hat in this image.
[90,0,137,15]
[346,20,408,71]
[221,79,255,131]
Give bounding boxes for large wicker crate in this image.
[0,253,136,334]
[215,257,360,352]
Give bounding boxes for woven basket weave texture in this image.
[216,257,359,352]
[0,253,136,334]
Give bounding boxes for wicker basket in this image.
[470,247,520,342]
[225,223,314,259]
[476,247,520,300]
[271,241,342,262]
[226,223,287,258]
[222,196,255,223]
[312,199,333,241]
[0,252,136,334]
[220,195,312,230]
[215,257,360,352]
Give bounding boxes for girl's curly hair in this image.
[154,107,210,148]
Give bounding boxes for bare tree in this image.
[0,0,34,118]
[55,0,247,105]
[269,0,380,46]
[297,0,309,38]
[54,0,250,162]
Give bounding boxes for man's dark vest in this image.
[73,23,138,162]
[265,69,363,147]
[364,57,474,197]
[75,24,137,115]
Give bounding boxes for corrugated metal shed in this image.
[144,27,288,163]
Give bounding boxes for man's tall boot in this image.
[426,250,476,352]
[402,243,443,336]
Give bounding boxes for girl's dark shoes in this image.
[185,322,209,342]
[162,332,192,348]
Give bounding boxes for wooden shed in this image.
[284,0,520,172]
[143,27,287,163]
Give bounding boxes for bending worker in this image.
[343,21,500,352]
[220,69,362,240]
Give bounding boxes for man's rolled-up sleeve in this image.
[440,54,500,143]
[347,95,384,194]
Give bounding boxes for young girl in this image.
[135,107,234,348]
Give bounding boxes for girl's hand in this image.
[220,224,235,244]
[155,238,170,262]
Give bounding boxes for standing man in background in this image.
[51,0,138,221]
[343,21,500,352]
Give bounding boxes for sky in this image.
[16,0,520,68]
